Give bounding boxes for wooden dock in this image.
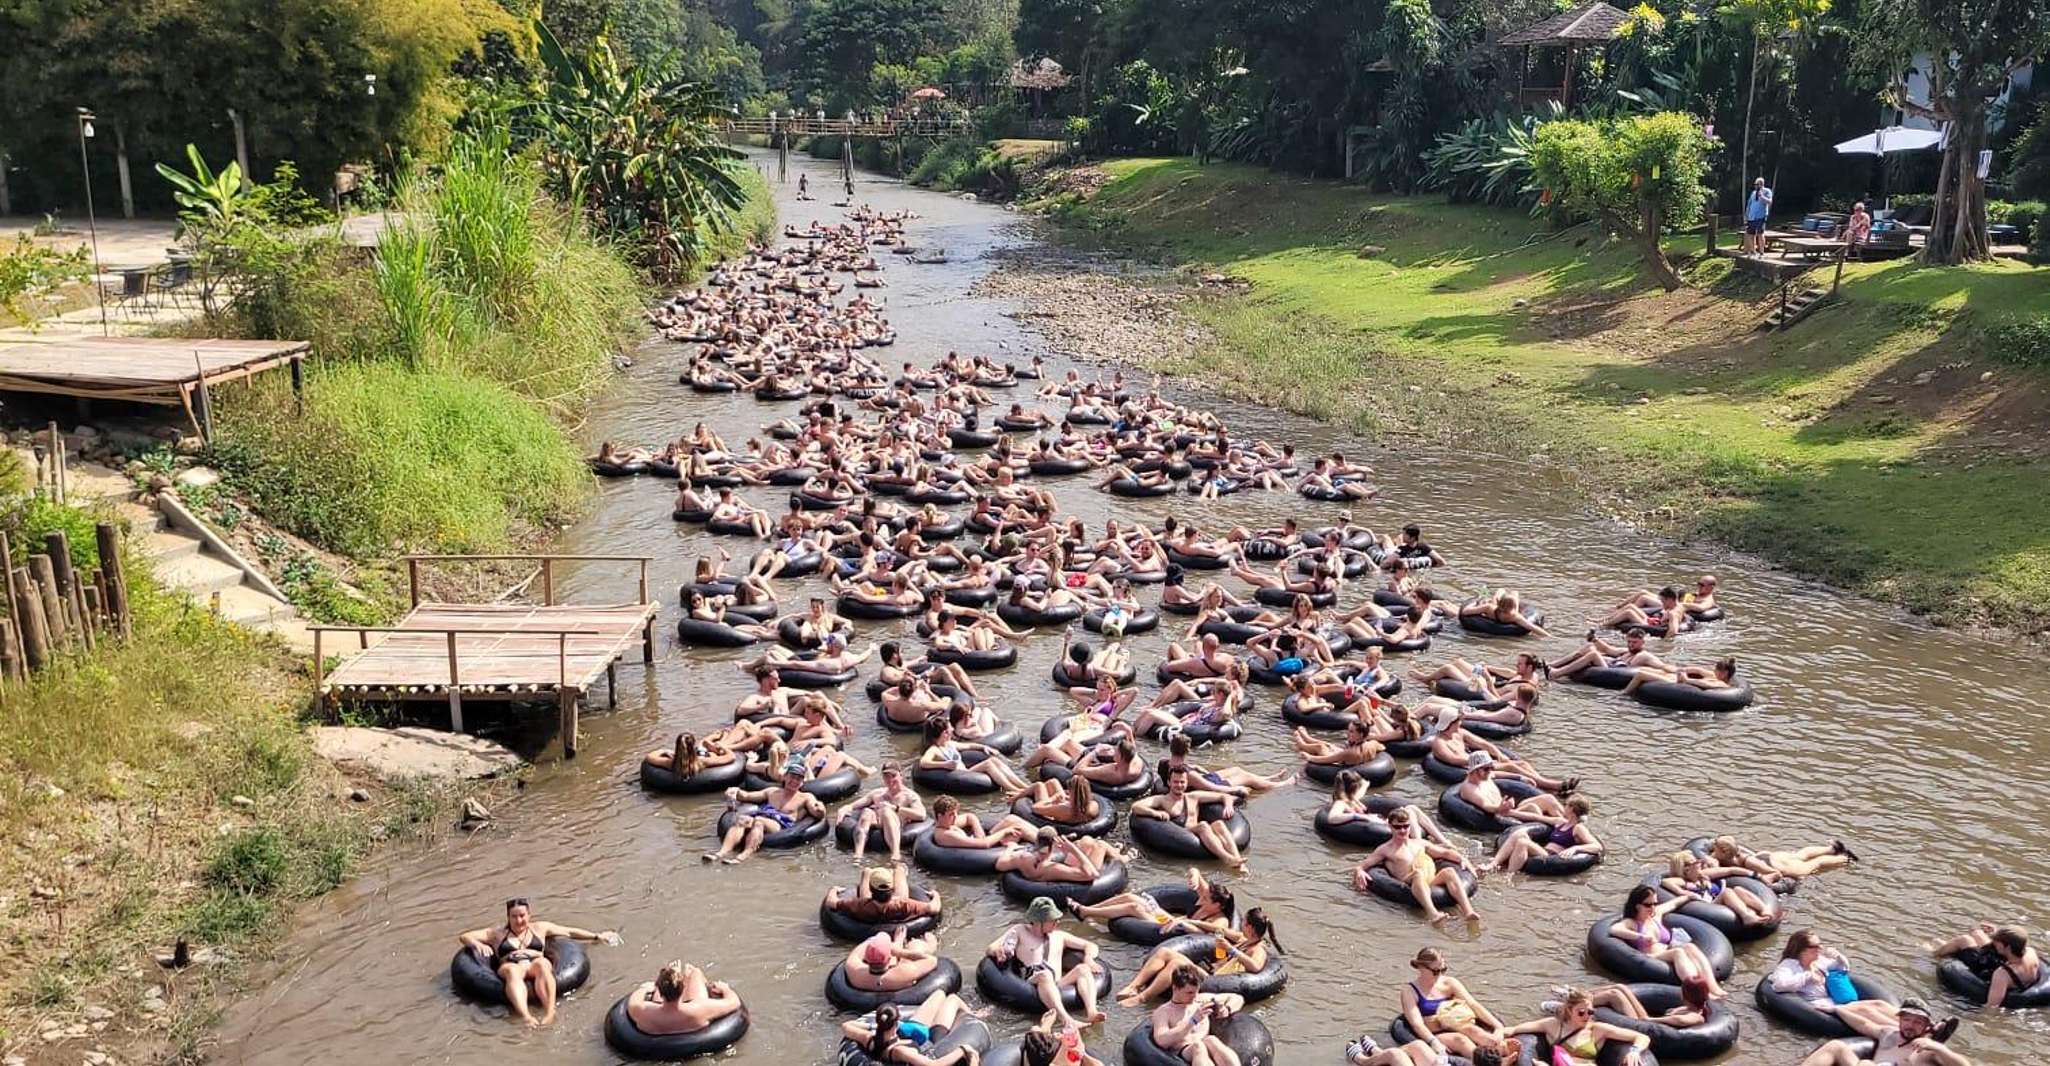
[311,556,657,756]
[0,336,306,439]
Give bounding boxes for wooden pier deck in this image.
[0,337,305,436]
[311,556,656,756]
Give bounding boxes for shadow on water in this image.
[211,152,2050,1066]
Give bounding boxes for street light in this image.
[75,107,108,336]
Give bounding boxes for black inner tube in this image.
[603,993,749,1061]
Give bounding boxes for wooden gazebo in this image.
[1498,1,1631,109]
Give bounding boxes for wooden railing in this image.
[403,554,652,609]
[723,115,975,138]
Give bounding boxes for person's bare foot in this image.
[721,856,741,865]
[1085,1009,1107,1024]
[701,851,719,862]
[1426,910,1449,925]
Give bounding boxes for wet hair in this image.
[1243,907,1284,954]
[505,897,529,913]
[655,961,686,1002]
[932,795,959,817]
[1068,641,1092,665]
[1565,794,1592,817]
[868,1004,902,1057]
[1403,524,1422,539]
[1624,884,1659,916]
[1715,656,1738,678]
[1993,927,2029,955]
[1168,734,1191,758]
[879,641,901,664]
[1170,965,1204,990]
[1411,946,1446,973]
[1021,1030,1061,1066]
[922,716,950,746]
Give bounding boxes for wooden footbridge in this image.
[723,114,974,139]
[310,555,658,756]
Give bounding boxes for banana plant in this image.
[153,144,247,228]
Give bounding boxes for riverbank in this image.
[1007,157,2050,637]
[0,158,775,1063]
[0,567,521,1064]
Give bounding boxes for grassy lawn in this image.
[1043,157,2050,633]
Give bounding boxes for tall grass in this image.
[428,134,540,323]
[214,363,589,556]
[370,219,447,368]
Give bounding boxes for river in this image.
[213,152,2048,1065]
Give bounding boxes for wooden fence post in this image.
[0,532,25,670]
[0,618,19,681]
[29,554,67,650]
[14,567,51,670]
[69,573,94,652]
[95,524,130,640]
[45,532,81,636]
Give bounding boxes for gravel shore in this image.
[972,243,1214,370]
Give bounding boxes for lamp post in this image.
[76,108,108,337]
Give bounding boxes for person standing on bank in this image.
[1744,177,1774,255]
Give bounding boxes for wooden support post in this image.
[1831,248,1847,294]
[445,630,464,734]
[95,524,130,641]
[191,352,215,444]
[14,567,51,670]
[606,662,617,708]
[83,584,103,632]
[289,355,305,416]
[642,617,654,663]
[47,422,65,503]
[29,554,67,650]
[541,558,554,606]
[311,627,325,717]
[1707,211,1719,256]
[407,558,421,608]
[559,687,579,758]
[557,633,577,755]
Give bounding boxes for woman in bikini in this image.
[1608,885,1729,1000]
[1492,795,1601,874]
[1662,851,1775,930]
[1705,834,1855,884]
[456,899,619,1026]
[1396,947,1521,1065]
[1115,909,1283,1006]
[838,999,987,1066]
[1068,867,1235,936]
[1504,990,1652,1066]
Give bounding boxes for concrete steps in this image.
[126,495,314,653]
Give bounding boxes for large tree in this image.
[1856,0,2049,263]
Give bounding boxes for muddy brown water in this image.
[214,154,2048,1065]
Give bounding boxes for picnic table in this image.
[1773,235,1844,261]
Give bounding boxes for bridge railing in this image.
[722,116,975,138]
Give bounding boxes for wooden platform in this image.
[0,336,306,436]
[0,336,306,402]
[312,555,657,756]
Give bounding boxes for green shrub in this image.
[4,494,104,570]
[1986,313,2050,368]
[206,828,290,895]
[214,363,588,555]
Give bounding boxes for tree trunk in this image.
[1623,207,1683,291]
[1738,33,1761,197]
[114,122,135,219]
[1926,94,1992,265]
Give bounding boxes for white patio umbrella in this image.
[1834,125,1942,155]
